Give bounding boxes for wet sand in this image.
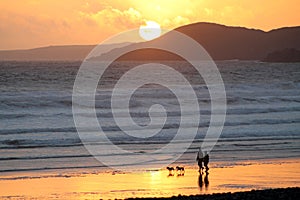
[128,187,300,200]
[0,159,299,199]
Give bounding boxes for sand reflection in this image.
[0,159,299,199]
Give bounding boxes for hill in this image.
[0,23,299,61]
[263,48,300,62]
[0,45,94,61]
[95,22,300,61]
[0,43,132,61]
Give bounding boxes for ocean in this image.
[0,60,299,178]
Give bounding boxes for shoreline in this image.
[0,156,299,180]
[127,187,300,200]
[0,158,299,199]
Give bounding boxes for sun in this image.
[139,21,161,41]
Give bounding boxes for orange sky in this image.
[0,0,299,50]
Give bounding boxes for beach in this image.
[0,60,299,199]
[1,1,300,199]
[128,188,300,200]
[0,158,299,199]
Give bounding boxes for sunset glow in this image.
[0,0,299,199]
[139,21,161,41]
[1,161,299,199]
[0,0,299,49]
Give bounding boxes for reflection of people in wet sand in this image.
[204,172,209,187]
[198,172,203,189]
[198,171,209,190]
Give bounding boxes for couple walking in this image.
[196,150,209,172]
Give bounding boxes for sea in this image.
[0,60,299,178]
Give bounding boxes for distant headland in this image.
[0,22,299,62]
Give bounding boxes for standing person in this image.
[196,150,204,172]
[203,151,209,171]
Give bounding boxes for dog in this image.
[166,167,175,176]
[166,167,174,172]
[176,166,185,176]
[176,166,185,172]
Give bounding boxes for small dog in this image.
[166,167,174,172]
[176,166,185,172]
[176,166,185,176]
[166,167,175,176]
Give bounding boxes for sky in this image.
[0,0,299,50]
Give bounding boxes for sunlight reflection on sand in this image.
[0,159,299,199]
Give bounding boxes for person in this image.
[203,151,209,171]
[196,150,204,172]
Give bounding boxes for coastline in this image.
[127,187,300,200]
[0,158,299,199]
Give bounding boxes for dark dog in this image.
[166,167,174,172]
[176,166,185,172]
[166,167,175,176]
[176,166,185,176]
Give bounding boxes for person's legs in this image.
[198,160,203,172]
[204,161,209,171]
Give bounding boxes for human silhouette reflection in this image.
[198,172,203,189]
[204,172,209,188]
[198,171,209,190]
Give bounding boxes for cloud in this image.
[161,16,191,28]
[1,0,299,49]
[79,7,145,30]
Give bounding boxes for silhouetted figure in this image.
[203,151,209,171]
[198,172,203,189]
[196,150,204,172]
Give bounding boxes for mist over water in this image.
[0,60,299,176]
